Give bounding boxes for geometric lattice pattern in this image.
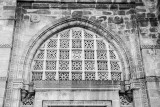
[59,72,69,80]
[60,39,70,48]
[97,50,107,59]
[46,61,56,70]
[22,96,34,105]
[72,30,82,38]
[85,61,95,70]
[84,40,94,49]
[72,72,82,80]
[110,61,120,70]
[97,40,106,50]
[98,72,108,80]
[32,27,121,81]
[72,39,82,48]
[72,50,82,59]
[97,61,108,70]
[47,39,57,48]
[120,95,131,105]
[111,72,121,80]
[32,72,42,81]
[85,50,94,59]
[59,60,69,70]
[85,73,95,80]
[59,50,69,59]
[45,72,56,81]
[47,50,57,59]
[72,61,82,70]
[33,61,43,70]
[109,50,117,59]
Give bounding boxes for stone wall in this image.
[1,0,160,107]
[0,0,16,106]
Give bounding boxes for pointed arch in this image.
[20,17,135,81]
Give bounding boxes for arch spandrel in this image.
[20,17,134,82]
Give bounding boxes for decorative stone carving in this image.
[143,0,157,12]
[114,16,123,24]
[21,82,35,105]
[30,14,40,23]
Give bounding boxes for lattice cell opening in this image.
[32,27,122,81]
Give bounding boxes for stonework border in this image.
[43,100,112,107]
[0,44,12,48]
[34,80,121,90]
[141,45,160,49]
[5,16,137,107]
[20,17,134,82]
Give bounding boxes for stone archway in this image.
[21,17,134,82]
[5,17,137,107]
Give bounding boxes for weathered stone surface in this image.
[150,27,157,32]
[118,10,125,15]
[96,4,109,9]
[150,18,158,27]
[130,14,136,20]
[126,9,136,15]
[83,11,92,15]
[108,17,114,23]
[119,4,133,10]
[103,11,112,15]
[136,6,146,12]
[137,13,146,19]
[33,3,50,9]
[77,0,95,2]
[72,11,83,18]
[147,13,156,18]
[149,34,156,38]
[1,1,160,107]
[114,16,123,24]
[139,19,148,27]
[110,4,118,10]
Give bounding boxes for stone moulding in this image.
[0,44,12,48]
[42,100,112,107]
[146,76,160,82]
[0,77,7,81]
[43,100,112,107]
[21,17,134,82]
[18,1,143,9]
[141,45,160,49]
[34,80,121,90]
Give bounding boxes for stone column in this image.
[131,79,150,107]
[112,90,120,107]
[11,82,23,107]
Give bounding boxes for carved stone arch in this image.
[20,17,135,82]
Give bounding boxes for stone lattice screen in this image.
[31,27,121,81]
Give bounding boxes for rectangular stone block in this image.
[77,0,96,2]
[61,0,76,2]
[0,20,14,45]
[1,10,15,19]
[148,89,160,98]
[0,98,3,107]
[0,48,11,76]
[3,6,16,10]
[150,98,160,107]
[0,88,5,97]
[134,99,143,107]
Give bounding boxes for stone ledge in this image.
[0,44,12,48]
[18,2,142,9]
[141,45,160,49]
[146,76,160,82]
[0,77,7,81]
[43,100,111,107]
[34,80,121,90]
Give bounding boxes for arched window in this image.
[31,27,122,81]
